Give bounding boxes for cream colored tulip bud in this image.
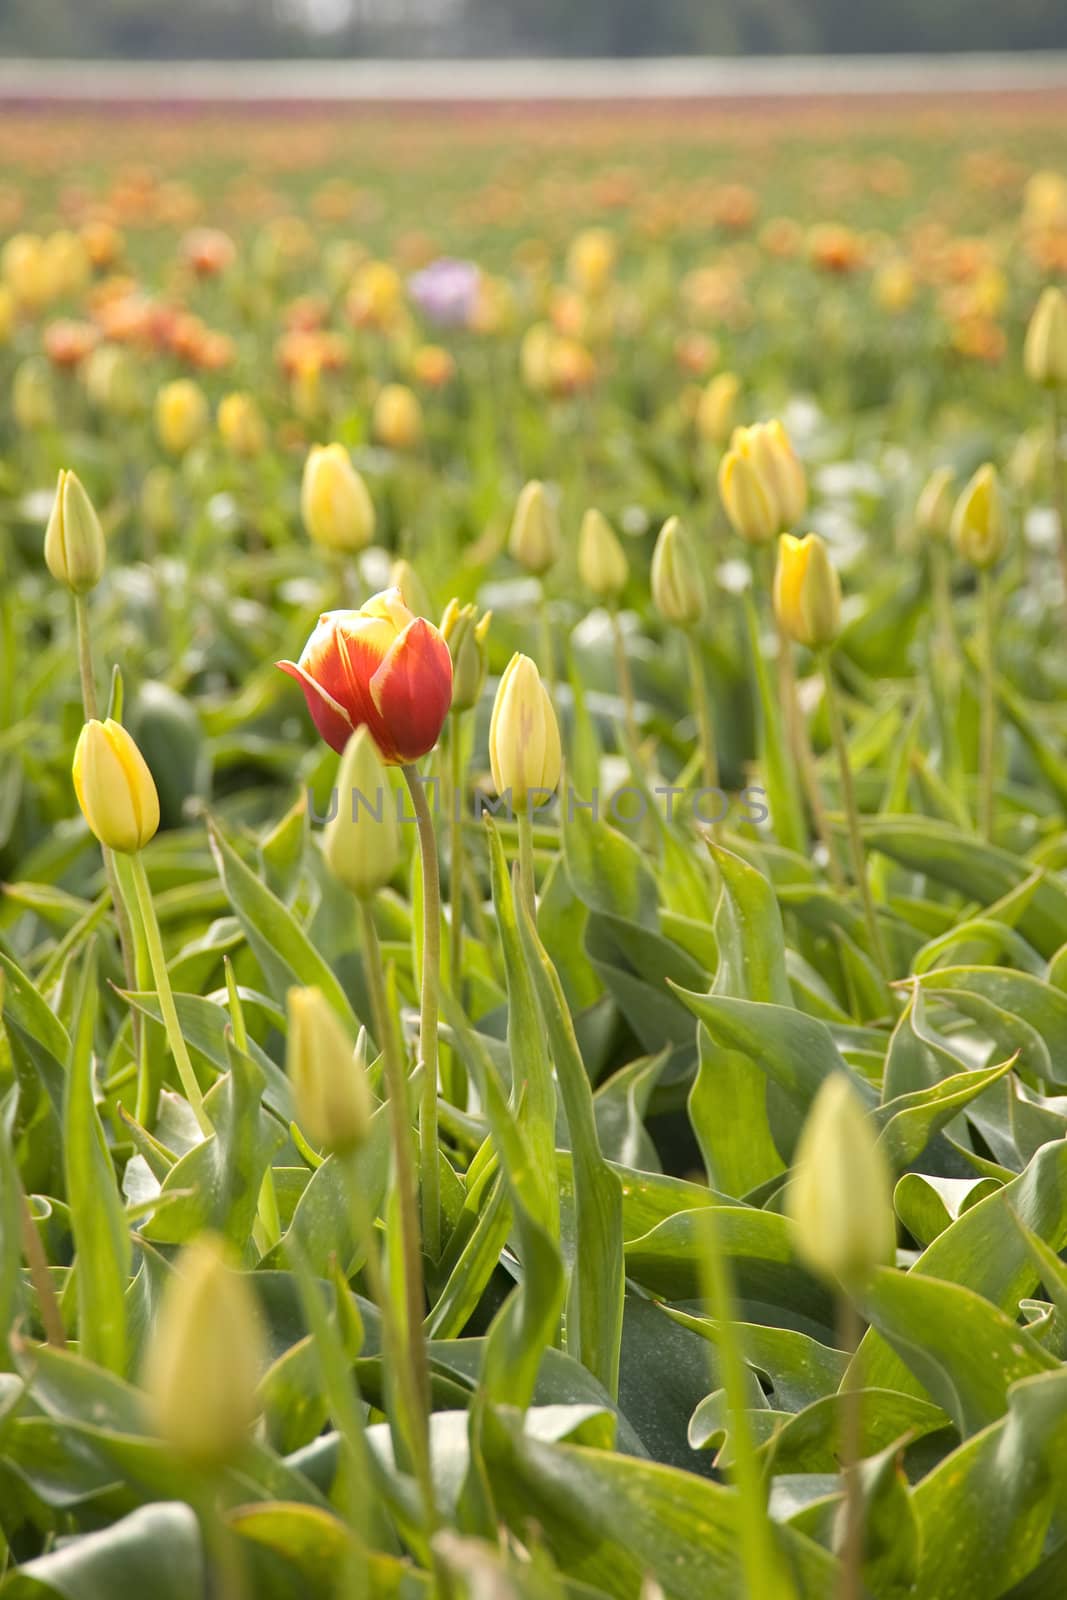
[786,1074,896,1289]
[13,357,55,431]
[301,442,375,553]
[489,652,561,809]
[72,719,160,855]
[155,378,208,456]
[323,727,400,898]
[916,466,956,540]
[951,464,1007,570]
[650,515,706,626]
[773,533,841,651]
[1024,286,1067,388]
[696,372,740,445]
[718,446,781,545]
[372,382,423,450]
[218,391,267,459]
[756,420,807,529]
[143,1234,265,1466]
[390,558,433,620]
[441,598,491,712]
[287,986,373,1154]
[508,480,561,577]
[44,469,106,594]
[578,508,629,600]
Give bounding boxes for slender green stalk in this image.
[517,804,537,922]
[836,1296,865,1600]
[129,852,211,1135]
[19,1187,66,1347]
[402,764,442,1261]
[699,1208,780,1598]
[227,957,280,1251]
[978,569,996,844]
[783,632,844,888]
[684,628,719,798]
[1053,390,1067,620]
[448,715,466,1003]
[820,656,891,981]
[610,608,638,752]
[538,584,555,690]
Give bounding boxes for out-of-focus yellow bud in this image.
[44,469,106,594]
[411,343,455,388]
[301,442,375,553]
[696,372,741,446]
[873,259,916,314]
[441,598,491,712]
[389,558,433,620]
[2,232,51,310]
[372,382,423,450]
[291,356,323,422]
[1024,286,1067,388]
[773,533,841,651]
[143,1234,265,1467]
[155,378,208,456]
[916,465,956,540]
[218,391,267,459]
[347,259,404,329]
[718,449,780,545]
[72,718,160,854]
[520,322,555,392]
[567,227,616,297]
[735,419,807,530]
[951,464,1007,569]
[83,343,142,418]
[0,284,15,344]
[287,986,373,1153]
[13,357,56,430]
[141,465,178,538]
[578,507,629,601]
[489,652,561,810]
[508,480,560,576]
[650,515,706,627]
[44,229,90,297]
[786,1074,895,1289]
[322,727,400,898]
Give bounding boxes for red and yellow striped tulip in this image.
[278,587,453,763]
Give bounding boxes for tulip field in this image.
[4,96,1067,1597]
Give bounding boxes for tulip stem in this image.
[402,764,442,1262]
[129,852,211,1135]
[539,585,555,692]
[836,1295,865,1600]
[610,609,639,753]
[820,656,890,982]
[684,628,719,800]
[448,715,466,1008]
[978,569,997,844]
[1052,391,1067,619]
[517,805,537,922]
[19,1185,66,1347]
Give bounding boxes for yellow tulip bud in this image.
[44,469,107,594]
[84,343,142,418]
[754,420,807,529]
[489,652,561,810]
[143,1234,265,1466]
[2,232,50,310]
[950,464,1007,570]
[218,391,267,459]
[155,378,208,457]
[287,986,373,1154]
[718,449,780,545]
[372,382,423,450]
[441,598,491,712]
[0,284,15,345]
[520,322,555,392]
[508,480,561,577]
[873,259,916,314]
[301,443,375,553]
[72,718,160,854]
[567,227,616,297]
[323,727,399,899]
[578,507,629,601]
[1024,286,1067,389]
[390,558,433,620]
[786,1074,896,1289]
[696,372,740,445]
[773,533,841,651]
[13,357,55,431]
[141,465,178,538]
[915,466,956,540]
[650,515,706,626]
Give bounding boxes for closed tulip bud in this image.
[578,507,629,600]
[520,322,555,392]
[773,533,841,651]
[752,419,807,529]
[155,378,208,456]
[718,448,780,545]
[372,382,423,450]
[916,465,956,540]
[489,652,561,810]
[390,558,433,620]
[218,391,267,459]
[786,1074,896,1289]
[1024,286,1067,388]
[509,480,561,576]
[2,232,49,309]
[951,464,1007,569]
[13,357,56,431]
[72,718,160,854]
[301,443,375,553]
[84,343,142,418]
[650,515,706,626]
[287,986,373,1153]
[441,597,491,712]
[0,284,16,345]
[279,587,453,762]
[143,1234,265,1466]
[696,371,740,445]
[567,227,616,297]
[141,465,178,537]
[323,727,399,897]
[44,469,106,594]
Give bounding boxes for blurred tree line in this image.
[1,0,1064,58]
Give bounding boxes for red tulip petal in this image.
[277,659,354,754]
[369,618,453,763]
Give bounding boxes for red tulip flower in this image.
[278,587,453,764]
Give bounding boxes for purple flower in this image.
[408,258,481,329]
